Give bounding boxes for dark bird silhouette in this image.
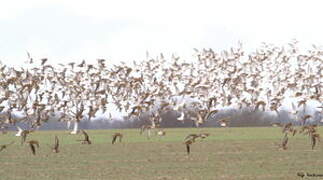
[78,130,91,144]
[52,136,60,153]
[112,133,123,144]
[184,139,193,155]
[27,140,39,155]
[41,58,48,65]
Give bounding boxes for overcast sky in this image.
[1,0,323,66]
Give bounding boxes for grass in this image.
[0,127,322,180]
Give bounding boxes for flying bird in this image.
[78,130,91,144]
[184,139,194,155]
[184,134,200,142]
[281,133,288,150]
[0,141,14,152]
[199,133,210,139]
[16,127,34,145]
[311,133,320,150]
[112,133,123,144]
[50,136,59,153]
[217,117,231,127]
[157,130,166,137]
[41,58,48,65]
[27,140,39,155]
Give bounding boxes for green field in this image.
[0,127,322,180]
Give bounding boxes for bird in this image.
[271,122,282,127]
[311,133,320,150]
[177,112,185,122]
[184,134,200,142]
[281,133,288,150]
[112,133,123,144]
[0,141,14,152]
[217,117,231,127]
[140,125,154,139]
[0,124,8,134]
[291,128,297,136]
[184,139,194,155]
[282,123,293,134]
[301,115,312,125]
[0,40,321,156]
[50,136,59,153]
[199,133,210,139]
[15,126,24,136]
[254,101,266,111]
[204,109,219,121]
[78,130,91,144]
[157,130,166,137]
[17,127,34,145]
[41,58,48,65]
[27,140,39,155]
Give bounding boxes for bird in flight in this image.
[27,140,39,155]
[280,133,288,150]
[16,126,34,145]
[0,141,14,152]
[78,130,91,144]
[50,136,60,153]
[112,133,123,144]
[184,139,194,155]
[311,133,320,150]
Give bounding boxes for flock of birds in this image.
[2,125,207,155]
[277,122,321,151]
[0,41,322,155]
[2,122,320,156]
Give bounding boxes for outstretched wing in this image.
[15,126,23,136]
[82,130,89,141]
[205,110,218,121]
[54,136,59,149]
[112,135,117,144]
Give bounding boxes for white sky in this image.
[1,0,323,65]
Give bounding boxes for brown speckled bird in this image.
[112,133,123,144]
